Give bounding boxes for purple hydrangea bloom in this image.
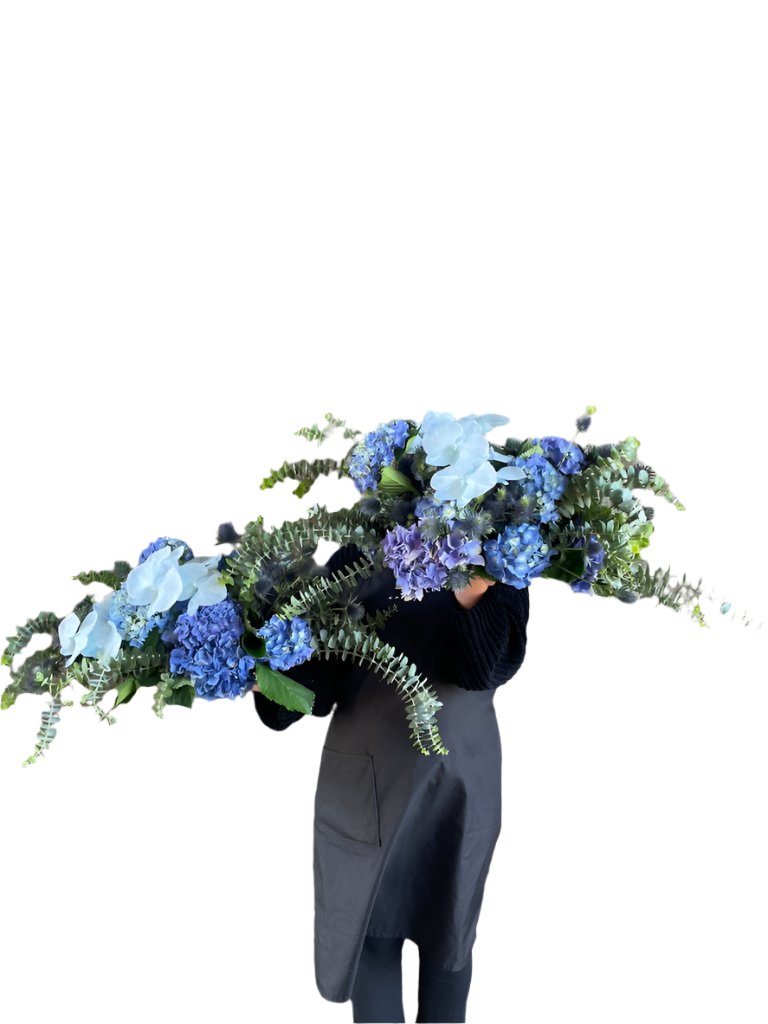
[348,419,411,494]
[482,522,553,587]
[381,523,448,600]
[167,596,256,700]
[534,436,586,476]
[256,614,315,672]
[434,530,485,572]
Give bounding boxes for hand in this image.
[252,682,262,693]
[453,574,496,610]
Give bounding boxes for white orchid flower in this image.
[177,556,228,615]
[415,410,513,504]
[124,545,226,618]
[57,591,123,669]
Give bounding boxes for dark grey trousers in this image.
[351,934,473,1023]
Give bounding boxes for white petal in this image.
[147,566,184,616]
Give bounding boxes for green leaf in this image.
[255,662,316,715]
[542,547,588,585]
[164,684,195,709]
[378,465,419,496]
[112,676,139,710]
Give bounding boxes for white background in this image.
[1,3,766,1022]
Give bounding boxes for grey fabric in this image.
[253,543,530,1004]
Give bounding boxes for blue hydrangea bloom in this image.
[482,522,553,587]
[139,536,194,564]
[498,452,567,524]
[533,436,586,476]
[381,523,448,600]
[348,419,411,494]
[256,614,315,672]
[570,534,606,593]
[167,596,256,700]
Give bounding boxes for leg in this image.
[351,934,406,1023]
[416,946,473,1024]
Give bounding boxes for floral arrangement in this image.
[2,407,757,767]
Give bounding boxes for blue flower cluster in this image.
[108,588,175,649]
[166,596,256,700]
[533,436,585,476]
[570,534,606,593]
[348,419,411,494]
[504,452,568,524]
[256,614,315,672]
[482,522,554,588]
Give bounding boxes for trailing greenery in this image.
[1,496,453,761]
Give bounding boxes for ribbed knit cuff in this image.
[447,582,527,691]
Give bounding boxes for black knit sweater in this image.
[253,542,530,731]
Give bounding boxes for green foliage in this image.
[293,411,360,445]
[152,671,195,716]
[259,456,347,498]
[310,623,450,757]
[221,502,381,625]
[1,610,61,668]
[72,560,132,590]
[21,674,64,767]
[255,662,317,715]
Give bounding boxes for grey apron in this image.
[312,568,503,1003]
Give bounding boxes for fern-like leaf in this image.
[311,625,450,757]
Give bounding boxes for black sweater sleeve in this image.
[444,581,530,691]
[253,543,363,731]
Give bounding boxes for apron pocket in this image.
[315,746,381,846]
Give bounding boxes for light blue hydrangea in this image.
[107,587,174,649]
